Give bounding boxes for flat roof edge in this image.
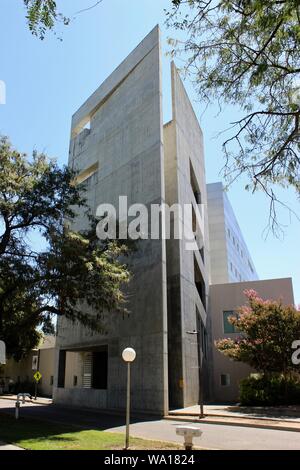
[71,25,160,136]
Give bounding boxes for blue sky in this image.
[0,0,299,304]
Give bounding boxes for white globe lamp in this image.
[122,347,136,363]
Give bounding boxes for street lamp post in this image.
[122,347,136,450]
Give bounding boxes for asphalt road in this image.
[0,399,300,450]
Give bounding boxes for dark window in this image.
[194,257,206,309]
[190,161,202,205]
[57,350,66,388]
[92,348,108,390]
[50,376,54,386]
[221,374,230,386]
[200,247,205,264]
[196,310,208,360]
[223,311,239,334]
[73,375,78,387]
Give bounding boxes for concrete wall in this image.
[210,278,295,402]
[37,348,55,396]
[207,182,258,284]
[54,388,107,409]
[54,26,169,415]
[164,63,211,409]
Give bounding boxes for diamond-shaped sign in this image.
[34,371,42,383]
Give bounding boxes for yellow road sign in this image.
[34,371,42,383]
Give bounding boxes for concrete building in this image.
[164,63,211,408]
[53,26,210,414]
[210,279,294,402]
[52,26,295,411]
[207,182,258,284]
[0,336,55,397]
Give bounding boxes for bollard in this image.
[15,401,20,420]
[15,393,33,420]
[176,426,202,451]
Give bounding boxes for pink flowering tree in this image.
[216,290,300,378]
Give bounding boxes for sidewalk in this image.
[167,404,300,432]
[0,395,52,406]
[0,441,23,451]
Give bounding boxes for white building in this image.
[207,182,259,284]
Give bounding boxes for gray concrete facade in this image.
[164,64,211,408]
[53,26,212,414]
[54,26,169,415]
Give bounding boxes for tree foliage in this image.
[216,289,300,376]
[0,137,130,359]
[23,0,70,39]
[167,0,300,230]
[22,1,103,40]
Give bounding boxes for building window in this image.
[83,352,93,388]
[200,247,205,264]
[190,160,202,205]
[50,376,54,386]
[201,324,208,360]
[73,375,78,387]
[220,374,230,386]
[194,257,206,309]
[57,350,66,388]
[83,348,108,390]
[223,311,239,334]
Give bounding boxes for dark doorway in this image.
[57,350,66,388]
[92,348,108,390]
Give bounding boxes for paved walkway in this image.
[0,395,52,406]
[0,441,23,451]
[167,404,300,433]
[1,399,300,450]
[171,404,300,421]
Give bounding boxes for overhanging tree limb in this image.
[167,0,300,231]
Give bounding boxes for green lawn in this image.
[0,413,180,450]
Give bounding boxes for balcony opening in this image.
[73,162,99,186]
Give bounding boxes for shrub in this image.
[239,374,300,406]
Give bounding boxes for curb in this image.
[169,411,300,424]
[164,415,300,433]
